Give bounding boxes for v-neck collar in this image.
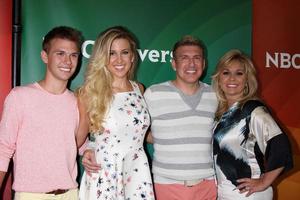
[168,81,204,110]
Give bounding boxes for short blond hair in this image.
[172,35,205,58]
[212,49,258,120]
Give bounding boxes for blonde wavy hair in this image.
[77,26,138,133]
[212,49,258,120]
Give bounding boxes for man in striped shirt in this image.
[144,35,218,200]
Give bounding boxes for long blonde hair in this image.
[212,49,258,120]
[77,26,138,133]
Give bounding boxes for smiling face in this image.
[41,38,80,84]
[172,45,205,87]
[219,61,247,103]
[107,38,134,81]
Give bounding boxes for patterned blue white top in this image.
[213,100,292,200]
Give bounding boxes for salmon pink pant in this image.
[154,179,217,200]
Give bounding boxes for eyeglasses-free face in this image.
[107,38,134,81]
[172,45,205,86]
[219,61,247,103]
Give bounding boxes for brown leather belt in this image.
[46,189,69,195]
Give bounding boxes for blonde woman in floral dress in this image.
[76,26,154,200]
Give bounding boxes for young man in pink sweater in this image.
[0,26,82,199]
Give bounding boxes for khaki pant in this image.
[14,189,78,200]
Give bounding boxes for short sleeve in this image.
[143,88,151,103]
[250,107,293,172]
[265,134,293,172]
[143,87,152,110]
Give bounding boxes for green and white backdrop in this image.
[21,0,251,177]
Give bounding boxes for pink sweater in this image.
[0,83,79,192]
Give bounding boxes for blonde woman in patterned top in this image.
[212,49,293,200]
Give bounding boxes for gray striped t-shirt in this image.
[144,81,218,183]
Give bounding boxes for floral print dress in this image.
[79,81,154,200]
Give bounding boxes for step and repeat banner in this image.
[21,0,252,177]
[21,0,251,89]
[2,0,299,199]
[0,0,12,199]
[0,1,12,112]
[252,1,300,199]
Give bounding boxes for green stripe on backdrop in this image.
[21,0,251,88]
[21,0,251,180]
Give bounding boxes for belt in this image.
[183,176,215,187]
[46,189,69,195]
[184,179,205,187]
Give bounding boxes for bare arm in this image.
[237,167,284,197]
[137,82,145,94]
[146,130,153,144]
[76,97,90,147]
[0,171,6,189]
